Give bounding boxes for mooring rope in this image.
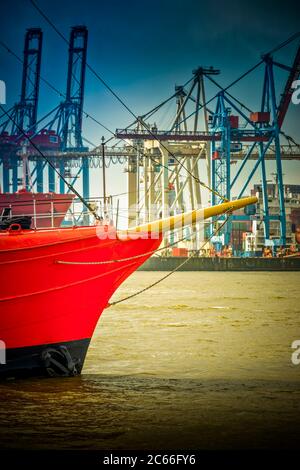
[56,234,190,265]
[107,214,230,307]
[56,209,233,266]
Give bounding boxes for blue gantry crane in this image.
[50,26,88,152]
[0,28,43,192]
[1,28,43,136]
[209,44,300,247]
[116,41,300,248]
[0,26,89,203]
[45,26,89,198]
[1,25,299,243]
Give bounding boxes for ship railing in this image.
[2,196,116,229]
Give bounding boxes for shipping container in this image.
[229,115,239,128]
[250,112,270,123]
[172,247,188,257]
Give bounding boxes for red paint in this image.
[0,190,75,228]
[250,112,270,123]
[172,247,188,257]
[228,115,239,129]
[0,130,61,151]
[0,225,162,349]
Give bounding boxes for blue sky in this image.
[0,0,299,206]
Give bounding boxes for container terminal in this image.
[0,27,300,269]
[1,0,300,456]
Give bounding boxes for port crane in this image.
[116,41,300,247]
[0,26,89,205]
[1,27,299,248]
[0,28,43,192]
[44,25,89,202]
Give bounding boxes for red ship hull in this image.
[0,225,162,377]
[0,195,258,378]
[0,191,75,228]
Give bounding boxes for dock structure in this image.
[138,256,300,272]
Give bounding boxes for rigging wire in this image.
[279,130,300,148]
[204,74,253,114]
[0,103,100,221]
[171,61,264,132]
[264,32,300,56]
[172,32,300,131]
[29,0,226,202]
[4,8,299,207]
[3,15,273,203]
[0,39,113,137]
[103,77,195,146]
[0,37,206,204]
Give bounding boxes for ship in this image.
[0,189,75,229]
[0,196,257,379]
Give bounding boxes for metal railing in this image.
[0,196,117,229]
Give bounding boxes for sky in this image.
[0,0,300,213]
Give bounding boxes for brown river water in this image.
[0,271,299,450]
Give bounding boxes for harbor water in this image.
[0,271,300,449]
